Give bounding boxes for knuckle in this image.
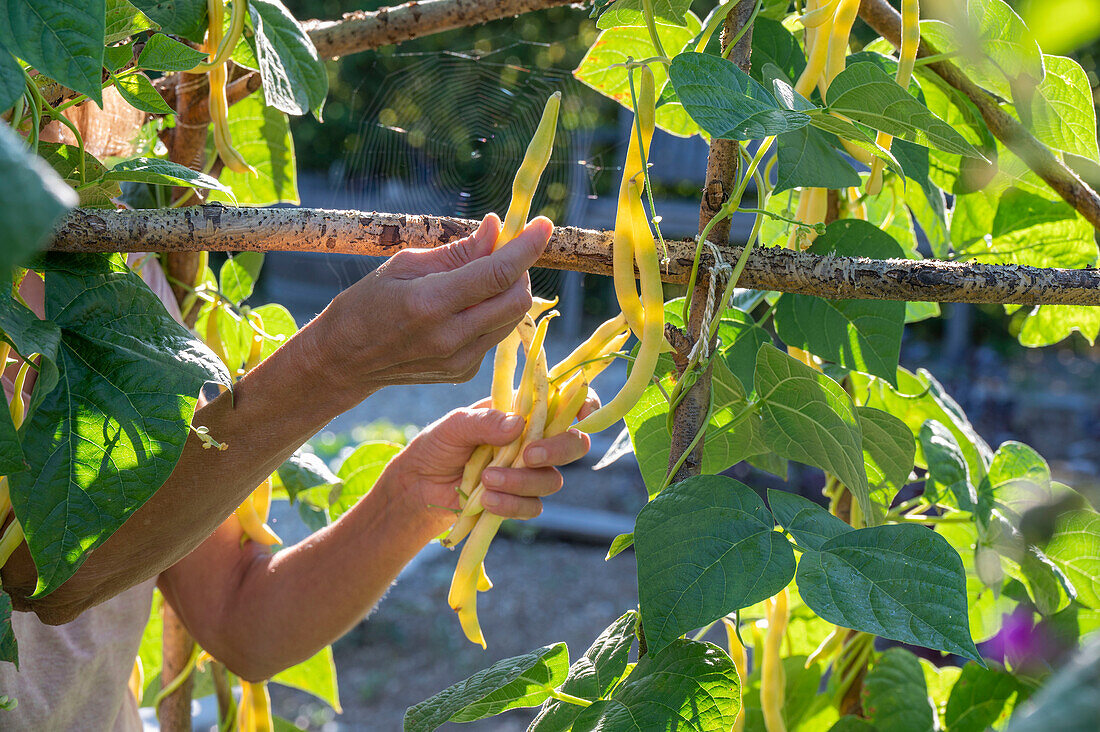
[489,258,516,293]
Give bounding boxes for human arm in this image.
[157,404,593,681]
[2,215,553,623]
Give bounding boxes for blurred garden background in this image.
[205,1,1100,728]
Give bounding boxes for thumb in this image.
[430,407,526,454]
[417,213,502,274]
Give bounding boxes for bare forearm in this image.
[8,313,365,622]
[190,478,443,680]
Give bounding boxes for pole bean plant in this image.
[0,0,1098,730]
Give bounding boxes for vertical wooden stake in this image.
[157,602,195,731]
[667,5,756,483]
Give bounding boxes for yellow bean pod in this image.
[191,0,248,73]
[497,93,561,249]
[824,0,861,91]
[206,0,255,176]
[761,589,790,732]
[574,181,664,434]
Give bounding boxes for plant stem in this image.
[641,0,669,60]
[722,0,761,59]
[547,689,593,708]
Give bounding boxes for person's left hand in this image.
[381,399,597,536]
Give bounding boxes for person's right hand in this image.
[307,213,553,400]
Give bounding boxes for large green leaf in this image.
[529,611,636,731]
[796,524,982,661]
[271,645,341,712]
[635,475,796,654]
[774,220,906,384]
[767,489,851,552]
[8,254,231,596]
[1016,304,1100,348]
[596,0,691,28]
[0,0,106,104]
[129,0,207,42]
[207,91,298,205]
[858,406,915,523]
[749,17,806,86]
[571,639,741,732]
[920,420,976,512]
[0,50,23,112]
[862,648,935,732]
[754,344,871,523]
[945,661,1024,732]
[774,126,860,194]
[1030,55,1098,161]
[37,142,118,208]
[249,0,327,117]
[105,0,156,44]
[219,252,264,304]
[403,643,569,731]
[1044,510,1100,610]
[825,62,980,158]
[574,13,701,137]
[669,52,810,140]
[0,590,16,666]
[135,32,209,72]
[0,123,76,269]
[106,158,233,197]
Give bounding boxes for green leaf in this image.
[774,221,906,384]
[945,661,1024,732]
[136,32,209,71]
[0,51,24,112]
[1029,55,1098,161]
[829,717,879,732]
[965,0,1045,97]
[129,0,207,42]
[206,91,298,205]
[936,521,1016,643]
[104,41,135,73]
[113,71,174,114]
[9,254,231,596]
[1044,510,1100,610]
[862,648,935,732]
[767,489,852,552]
[825,62,981,158]
[37,141,117,208]
[635,475,797,654]
[920,420,976,511]
[1016,305,1100,348]
[797,523,982,661]
[858,406,915,522]
[574,13,701,137]
[670,52,810,140]
[0,590,17,666]
[739,654,836,731]
[271,645,341,712]
[105,0,156,44]
[219,252,264,304]
[606,531,634,559]
[276,449,339,503]
[0,0,105,104]
[957,188,1098,269]
[251,302,296,361]
[774,125,861,194]
[0,269,61,420]
[0,124,77,271]
[749,17,806,86]
[853,367,993,487]
[754,344,871,523]
[106,158,233,198]
[597,0,691,28]
[403,643,569,731]
[249,0,327,117]
[530,611,636,731]
[571,639,741,732]
[1004,636,1100,732]
[331,441,400,518]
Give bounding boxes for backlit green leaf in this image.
[272,646,341,712]
[596,0,691,28]
[207,91,298,205]
[858,406,915,522]
[945,661,1024,732]
[768,489,852,552]
[1044,510,1100,610]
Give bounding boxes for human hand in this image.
[308,214,553,403]
[381,401,597,536]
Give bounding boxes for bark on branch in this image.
[858,0,1100,231]
[49,207,1100,306]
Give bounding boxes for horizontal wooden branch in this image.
[49,207,1100,306]
[302,0,577,59]
[858,0,1100,232]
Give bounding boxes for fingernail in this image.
[482,469,503,487]
[502,414,525,430]
[482,492,500,508]
[526,446,547,465]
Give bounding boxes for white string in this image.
[688,240,733,362]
